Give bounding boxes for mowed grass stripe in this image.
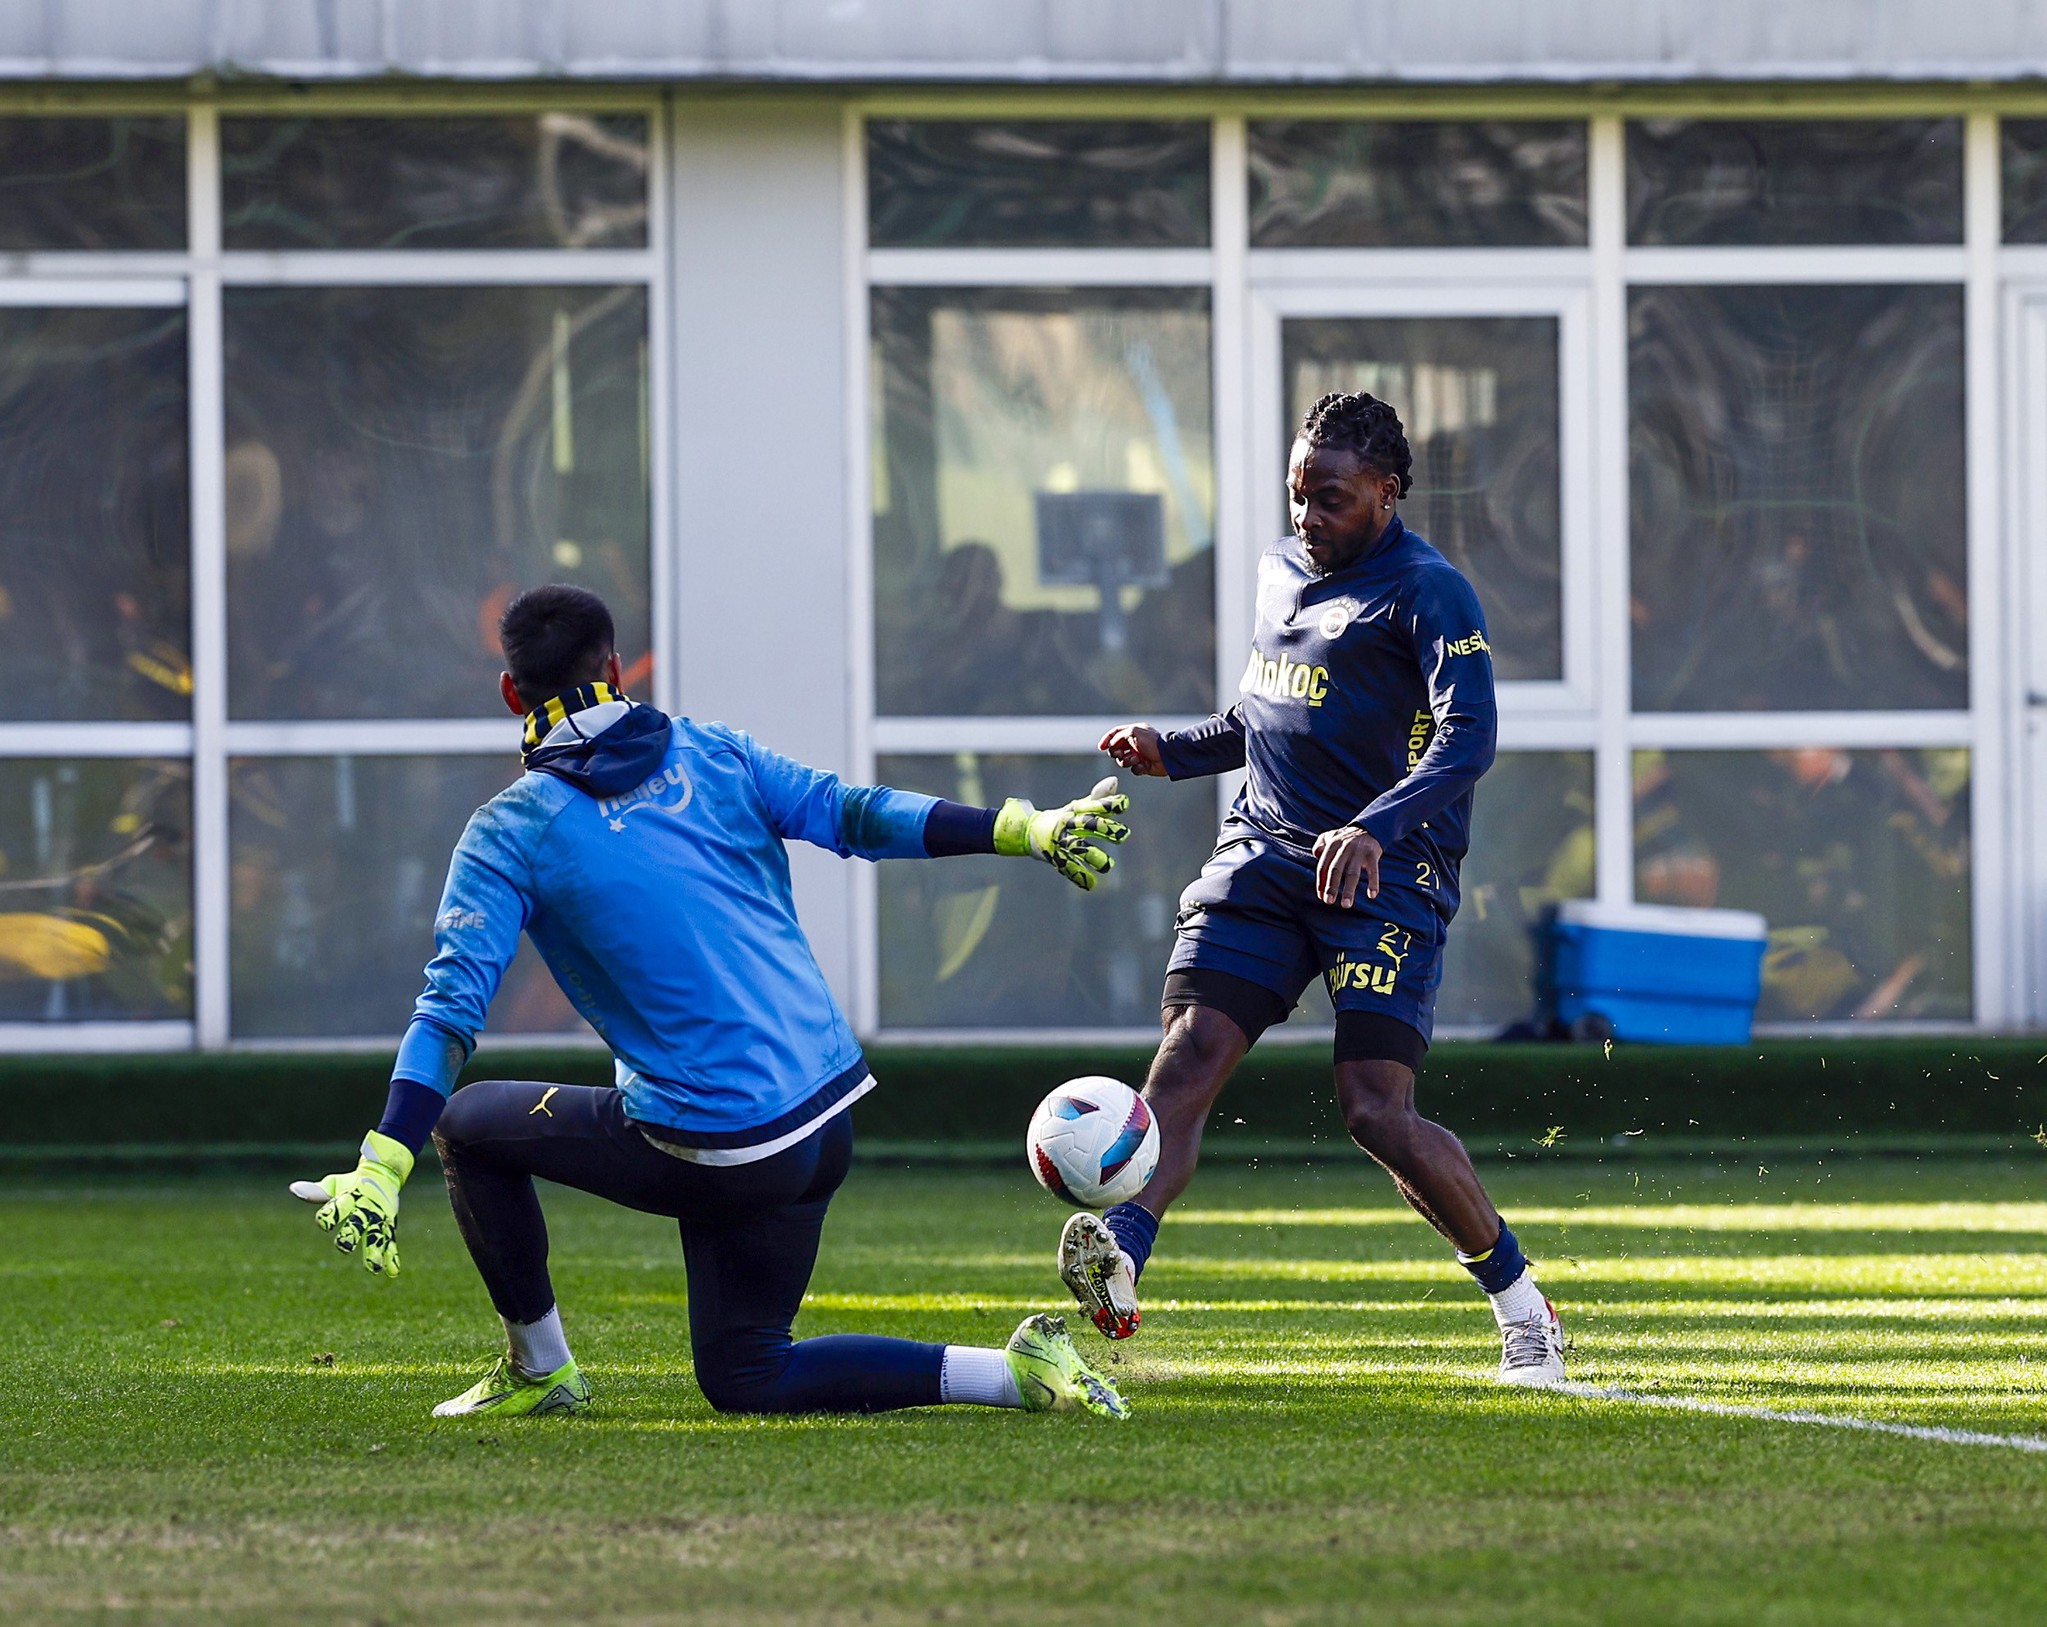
[3,1157,2047,1625]
[1174,1202,2047,1232]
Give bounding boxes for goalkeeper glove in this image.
[290,1130,415,1277]
[993,776,1131,891]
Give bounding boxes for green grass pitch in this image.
[5,1154,2046,1625]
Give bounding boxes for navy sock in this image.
[1457,1222,1528,1295]
[1103,1201,1161,1281]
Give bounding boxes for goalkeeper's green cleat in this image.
[1005,1313,1130,1420]
[431,1355,591,1419]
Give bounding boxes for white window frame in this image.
[1603,110,2001,1034]
[851,109,1243,1040]
[0,88,672,1052]
[1245,277,1598,721]
[2004,283,2047,1026]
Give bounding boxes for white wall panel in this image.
[669,96,858,1008]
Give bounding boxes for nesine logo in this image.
[1446,629,1492,657]
[598,763,695,832]
[1239,648,1331,707]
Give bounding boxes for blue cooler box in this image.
[1545,901,1768,1045]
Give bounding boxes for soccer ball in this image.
[1026,1076,1160,1209]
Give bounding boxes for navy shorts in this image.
[1167,837,1450,1044]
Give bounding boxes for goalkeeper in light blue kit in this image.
[294,584,1129,1421]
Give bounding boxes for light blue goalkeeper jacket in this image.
[392,703,936,1163]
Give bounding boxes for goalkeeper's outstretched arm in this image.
[739,731,1132,892]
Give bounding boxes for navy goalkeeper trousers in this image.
[432,1080,943,1414]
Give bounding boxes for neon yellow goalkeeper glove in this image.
[993,776,1132,892]
[290,1131,415,1277]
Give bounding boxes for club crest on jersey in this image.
[1317,603,1353,639]
[1239,648,1331,708]
[597,763,695,830]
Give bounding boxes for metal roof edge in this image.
[6,58,2047,88]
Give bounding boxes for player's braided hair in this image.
[1298,391,1414,498]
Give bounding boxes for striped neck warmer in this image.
[520,681,630,762]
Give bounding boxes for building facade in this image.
[5,4,2047,1051]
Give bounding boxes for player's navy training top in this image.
[1158,517,1497,902]
[390,708,940,1164]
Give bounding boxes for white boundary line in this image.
[1556,1381,2047,1454]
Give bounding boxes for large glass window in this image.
[867,121,1209,249]
[223,284,650,720]
[2002,120,2047,244]
[0,117,185,250]
[1282,315,1563,681]
[228,754,585,1039]
[1442,752,1594,1029]
[871,287,1215,716]
[0,306,190,721]
[221,116,649,250]
[876,755,1215,1028]
[0,759,191,1023]
[1249,122,1587,248]
[1629,284,1966,713]
[1627,120,1963,246]
[1634,749,1971,1022]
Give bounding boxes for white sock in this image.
[1486,1268,1549,1330]
[504,1306,573,1378]
[939,1345,1023,1408]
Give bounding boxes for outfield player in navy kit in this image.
[1062,391,1566,1386]
[292,585,1132,1420]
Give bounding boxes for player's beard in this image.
[1300,536,1354,578]
[1300,526,1378,577]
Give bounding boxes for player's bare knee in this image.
[1156,1004,1243,1077]
[1343,1093,1421,1159]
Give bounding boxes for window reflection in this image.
[1442,753,1594,1028]
[229,755,588,1040]
[1283,316,1562,682]
[224,285,650,720]
[867,121,1209,248]
[0,306,190,721]
[872,288,1215,717]
[1629,285,1966,712]
[0,759,191,1022]
[1250,122,1587,248]
[1627,119,1962,246]
[0,117,185,250]
[221,115,648,250]
[2002,120,2047,244]
[1634,749,1970,1023]
[877,754,1215,1028]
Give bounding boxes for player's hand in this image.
[1313,825,1383,908]
[290,1130,415,1276]
[994,777,1132,892]
[1099,724,1167,778]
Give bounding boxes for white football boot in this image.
[1059,1211,1142,1340]
[1496,1297,1567,1387]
